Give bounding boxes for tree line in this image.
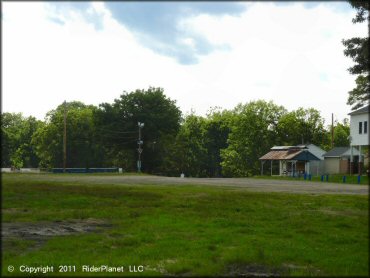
[1,87,350,177]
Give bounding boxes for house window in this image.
[359,121,362,134]
[365,121,368,134]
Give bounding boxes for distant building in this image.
[323,147,362,174]
[348,105,369,174]
[259,144,325,176]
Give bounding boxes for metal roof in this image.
[259,149,320,161]
[348,105,369,115]
[271,145,308,150]
[323,147,360,157]
[271,146,294,150]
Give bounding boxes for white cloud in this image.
[2,2,367,125]
[177,2,367,122]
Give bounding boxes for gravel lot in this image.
[10,174,368,195]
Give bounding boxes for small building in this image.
[323,147,362,174]
[348,105,369,174]
[259,144,324,176]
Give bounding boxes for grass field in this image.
[2,174,369,276]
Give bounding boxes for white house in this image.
[348,105,369,174]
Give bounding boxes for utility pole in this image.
[63,101,67,173]
[137,122,144,172]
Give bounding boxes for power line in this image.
[56,139,138,148]
[94,127,137,134]
[96,134,137,139]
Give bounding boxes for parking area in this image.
[6,174,368,195]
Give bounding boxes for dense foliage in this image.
[1,113,42,168]
[342,1,369,110]
[1,87,349,176]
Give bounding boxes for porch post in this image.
[359,145,362,174]
[261,161,264,176]
[304,161,307,174]
[350,146,353,175]
[306,161,310,175]
[279,160,282,175]
[270,160,273,176]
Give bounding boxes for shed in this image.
[259,145,322,176]
[323,147,362,174]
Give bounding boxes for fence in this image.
[2,167,121,174]
[1,168,40,173]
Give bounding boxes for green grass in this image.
[1,174,369,276]
[254,174,369,185]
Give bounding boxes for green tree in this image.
[342,1,369,110]
[334,120,351,147]
[169,114,208,177]
[347,75,369,110]
[203,108,233,177]
[93,87,182,172]
[32,102,98,168]
[161,108,233,177]
[1,113,42,168]
[276,108,327,148]
[220,100,286,177]
[1,113,23,167]
[322,119,351,149]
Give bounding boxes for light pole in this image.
[137,122,144,172]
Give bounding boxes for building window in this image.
[359,121,362,134]
[365,121,368,134]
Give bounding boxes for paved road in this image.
[7,174,368,195]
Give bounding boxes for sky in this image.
[2,1,368,125]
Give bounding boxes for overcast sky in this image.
[2,1,367,125]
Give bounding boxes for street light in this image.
[137,122,144,172]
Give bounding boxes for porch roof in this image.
[259,149,320,161]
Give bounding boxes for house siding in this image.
[339,159,349,174]
[350,113,369,146]
[309,160,325,175]
[324,157,340,174]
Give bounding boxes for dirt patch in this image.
[282,263,321,275]
[318,208,367,217]
[225,263,321,277]
[145,259,178,275]
[2,208,30,214]
[2,218,112,252]
[225,263,286,277]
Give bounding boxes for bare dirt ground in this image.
[13,174,369,195]
[2,219,112,252]
[2,218,111,238]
